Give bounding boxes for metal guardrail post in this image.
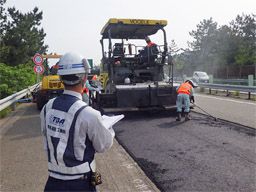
[209,75,213,84]
[248,75,254,86]
[248,75,254,99]
[209,75,213,95]
[11,102,16,111]
[12,92,17,111]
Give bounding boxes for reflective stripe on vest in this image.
[48,161,90,175]
[177,82,192,95]
[48,159,96,180]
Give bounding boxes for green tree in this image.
[230,14,256,66]
[185,14,255,78]
[0,0,7,39]
[0,2,48,66]
[188,18,219,73]
[0,62,37,98]
[214,25,235,65]
[0,0,9,62]
[168,39,179,54]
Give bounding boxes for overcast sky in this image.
[5,0,256,66]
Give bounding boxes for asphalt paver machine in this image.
[93,18,179,112]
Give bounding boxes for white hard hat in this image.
[58,52,91,85]
[186,79,198,88]
[58,52,90,75]
[124,77,131,84]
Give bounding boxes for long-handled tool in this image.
[193,103,218,121]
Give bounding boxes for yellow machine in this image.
[92,18,178,112]
[41,75,64,90]
[33,54,64,110]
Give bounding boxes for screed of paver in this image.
[96,139,160,192]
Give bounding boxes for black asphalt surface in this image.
[112,110,256,192]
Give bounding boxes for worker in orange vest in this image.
[142,36,159,63]
[145,36,156,47]
[176,79,197,121]
[82,75,100,104]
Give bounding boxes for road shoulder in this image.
[96,139,160,192]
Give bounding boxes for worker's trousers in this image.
[44,174,96,192]
[176,93,190,113]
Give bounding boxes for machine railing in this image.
[0,83,40,111]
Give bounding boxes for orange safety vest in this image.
[177,82,192,95]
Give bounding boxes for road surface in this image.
[0,94,255,192]
[114,110,256,192]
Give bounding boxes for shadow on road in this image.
[157,120,186,129]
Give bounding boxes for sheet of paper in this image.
[101,114,124,129]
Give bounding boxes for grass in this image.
[251,96,256,101]
[0,107,12,119]
[232,91,240,97]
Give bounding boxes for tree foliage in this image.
[176,14,256,77]
[0,1,48,66]
[0,62,37,98]
[0,1,47,99]
[230,14,256,66]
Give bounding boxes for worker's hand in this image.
[190,96,195,103]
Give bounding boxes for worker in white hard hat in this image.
[40,52,115,192]
[176,78,198,121]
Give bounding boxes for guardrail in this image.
[198,83,256,99]
[0,83,40,111]
[213,78,256,86]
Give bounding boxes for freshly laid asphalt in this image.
[113,110,256,192]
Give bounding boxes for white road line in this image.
[195,94,256,106]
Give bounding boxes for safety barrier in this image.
[213,78,256,86]
[198,83,256,99]
[0,83,40,111]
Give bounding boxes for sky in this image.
[5,0,256,66]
